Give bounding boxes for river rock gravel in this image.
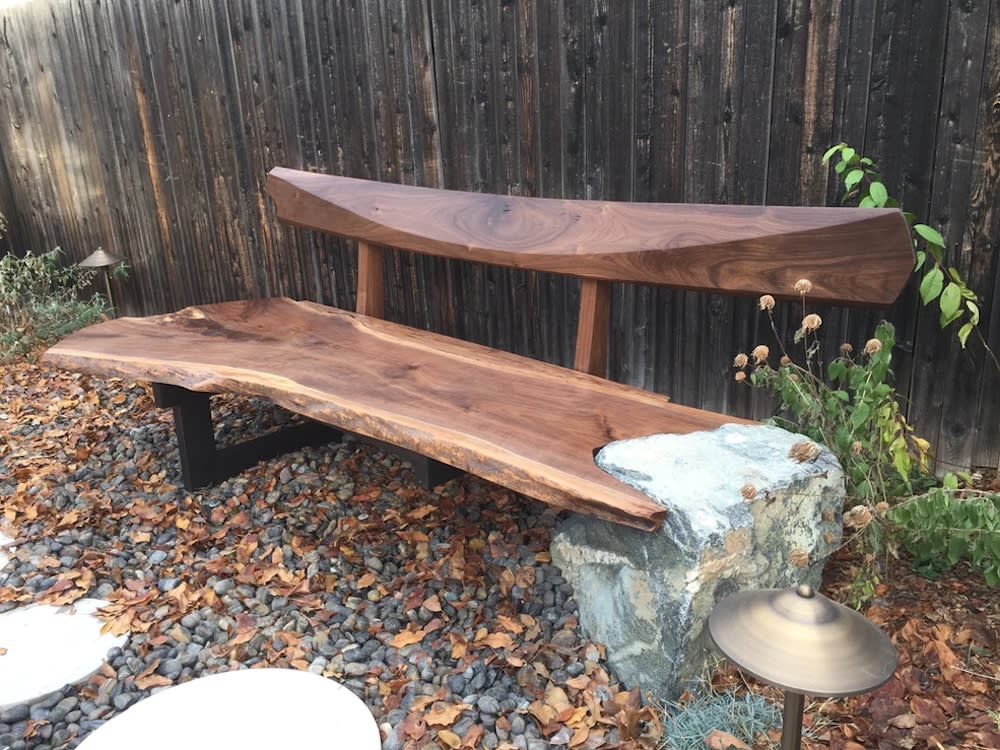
[0,362,661,749]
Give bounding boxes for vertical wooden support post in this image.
[573,278,612,377]
[356,241,385,318]
[153,383,216,489]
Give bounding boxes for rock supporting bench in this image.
[44,168,914,695]
[552,424,845,697]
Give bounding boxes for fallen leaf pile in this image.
[2,359,997,750]
[1,360,663,748]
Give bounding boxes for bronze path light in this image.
[78,247,125,315]
[709,584,897,750]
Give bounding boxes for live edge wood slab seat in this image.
[44,168,914,532]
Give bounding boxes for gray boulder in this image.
[550,423,844,698]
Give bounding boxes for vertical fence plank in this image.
[969,11,1000,471]
[909,0,992,473]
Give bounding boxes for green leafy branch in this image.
[887,480,1000,587]
[822,144,995,367]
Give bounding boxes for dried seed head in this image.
[739,483,757,501]
[839,342,854,356]
[788,548,810,568]
[822,510,836,522]
[780,355,792,366]
[863,338,883,356]
[794,278,813,295]
[752,345,770,365]
[844,504,874,529]
[734,371,747,383]
[824,532,839,545]
[851,440,863,455]
[788,440,820,463]
[875,501,890,514]
[758,294,776,311]
[733,352,749,368]
[801,313,822,331]
[788,373,799,382]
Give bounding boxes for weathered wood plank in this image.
[969,15,1000,471]
[41,298,751,531]
[268,167,914,306]
[864,0,950,406]
[909,0,992,473]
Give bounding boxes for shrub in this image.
[0,247,109,362]
[736,293,932,506]
[888,482,1000,586]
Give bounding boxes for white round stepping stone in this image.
[0,598,127,710]
[77,668,381,749]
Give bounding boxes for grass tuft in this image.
[660,690,781,750]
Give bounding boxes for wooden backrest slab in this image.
[268,167,915,306]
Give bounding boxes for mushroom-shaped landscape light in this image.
[78,247,125,313]
[709,584,896,750]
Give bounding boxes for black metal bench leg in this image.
[151,383,341,490]
[409,454,464,489]
[153,383,218,489]
[348,433,464,490]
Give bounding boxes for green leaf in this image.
[869,181,888,206]
[859,196,876,208]
[947,535,966,566]
[822,144,843,163]
[892,448,912,485]
[835,160,847,174]
[851,402,871,429]
[939,282,961,318]
[919,267,944,305]
[943,473,959,490]
[958,323,973,348]
[902,211,917,225]
[967,300,980,325]
[939,306,963,328]
[842,146,856,163]
[984,567,999,587]
[844,169,865,189]
[914,250,927,271]
[914,224,945,248]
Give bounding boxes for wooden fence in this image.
[1,0,998,471]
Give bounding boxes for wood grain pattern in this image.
[43,298,755,532]
[573,278,611,377]
[356,241,385,318]
[267,167,914,306]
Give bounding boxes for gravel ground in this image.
[0,363,656,750]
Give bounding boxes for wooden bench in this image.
[44,169,914,531]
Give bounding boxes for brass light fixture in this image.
[709,584,897,750]
[78,247,125,314]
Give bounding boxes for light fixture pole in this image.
[78,247,125,315]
